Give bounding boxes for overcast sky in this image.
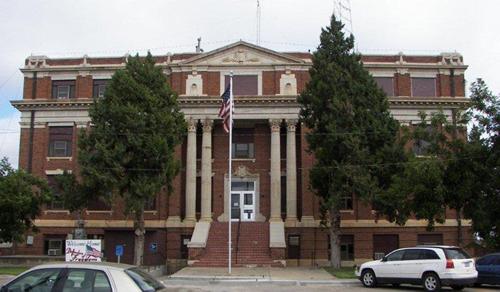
[1,0,499,167]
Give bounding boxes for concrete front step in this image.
[191,222,277,267]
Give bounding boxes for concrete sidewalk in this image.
[161,267,358,285]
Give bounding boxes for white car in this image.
[0,262,166,292]
[355,246,477,291]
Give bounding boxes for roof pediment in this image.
[179,41,306,66]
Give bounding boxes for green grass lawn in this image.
[0,267,29,276]
[324,267,357,279]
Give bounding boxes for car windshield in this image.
[444,248,471,259]
[125,268,165,292]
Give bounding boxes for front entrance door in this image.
[231,191,255,221]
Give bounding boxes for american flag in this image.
[85,244,102,258]
[218,85,232,133]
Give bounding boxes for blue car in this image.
[475,253,500,286]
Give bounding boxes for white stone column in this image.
[184,118,197,223]
[285,119,297,224]
[200,118,213,222]
[269,119,282,222]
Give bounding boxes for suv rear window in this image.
[125,268,164,292]
[444,248,471,259]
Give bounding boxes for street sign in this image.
[115,244,124,264]
[115,245,123,257]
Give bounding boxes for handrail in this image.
[235,208,241,264]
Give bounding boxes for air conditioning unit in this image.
[48,249,60,256]
[374,252,385,260]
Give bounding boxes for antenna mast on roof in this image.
[256,0,261,45]
[333,0,356,51]
[333,0,354,36]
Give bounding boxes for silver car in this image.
[0,262,166,292]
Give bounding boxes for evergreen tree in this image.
[0,157,52,243]
[78,53,186,265]
[298,15,402,268]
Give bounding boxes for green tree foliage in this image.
[465,79,499,250]
[298,15,403,268]
[379,79,498,249]
[0,157,52,242]
[77,52,186,265]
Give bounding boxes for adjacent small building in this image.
[8,41,471,269]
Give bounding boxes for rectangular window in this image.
[374,77,394,96]
[412,125,433,156]
[87,196,111,211]
[93,79,109,98]
[340,235,354,261]
[52,80,76,99]
[341,194,353,210]
[47,175,65,210]
[48,127,73,157]
[411,77,436,97]
[287,235,300,259]
[232,128,254,158]
[144,196,156,211]
[225,75,258,95]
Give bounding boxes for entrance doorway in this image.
[230,182,255,221]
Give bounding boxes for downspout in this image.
[27,72,37,173]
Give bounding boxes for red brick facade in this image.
[8,41,471,268]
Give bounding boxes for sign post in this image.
[115,245,124,264]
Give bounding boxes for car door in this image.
[377,249,405,279]
[398,249,423,280]
[492,256,500,285]
[476,255,494,284]
[2,268,64,292]
[58,268,112,292]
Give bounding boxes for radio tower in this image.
[333,0,354,36]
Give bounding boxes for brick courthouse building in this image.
[9,41,471,269]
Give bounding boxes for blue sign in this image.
[115,245,124,257]
[150,243,157,253]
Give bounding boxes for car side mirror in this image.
[381,256,387,262]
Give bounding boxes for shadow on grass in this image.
[323,267,357,279]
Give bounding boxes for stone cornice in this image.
[11,96,469,111]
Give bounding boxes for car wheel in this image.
[361,269,377,288]
[422,272,441,292]
[451,285,464,291]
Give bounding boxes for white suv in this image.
[355,246,477,291]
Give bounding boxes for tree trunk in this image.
[456,209,463,246]
[329,207,342,268]
[133,207,145,266]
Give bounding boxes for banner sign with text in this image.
[65,240,102,262]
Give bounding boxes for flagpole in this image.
[228,71,233,275]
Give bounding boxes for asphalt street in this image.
[161,279,500,292]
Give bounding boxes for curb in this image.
[162,276,359,286]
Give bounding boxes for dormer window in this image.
[52,80,75,99]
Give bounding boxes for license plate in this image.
[464,262,470,267]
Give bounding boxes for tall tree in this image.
[465,79,499,250]
[0,157,52,243]
[298,15,402,268]
[78,53,186,265]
